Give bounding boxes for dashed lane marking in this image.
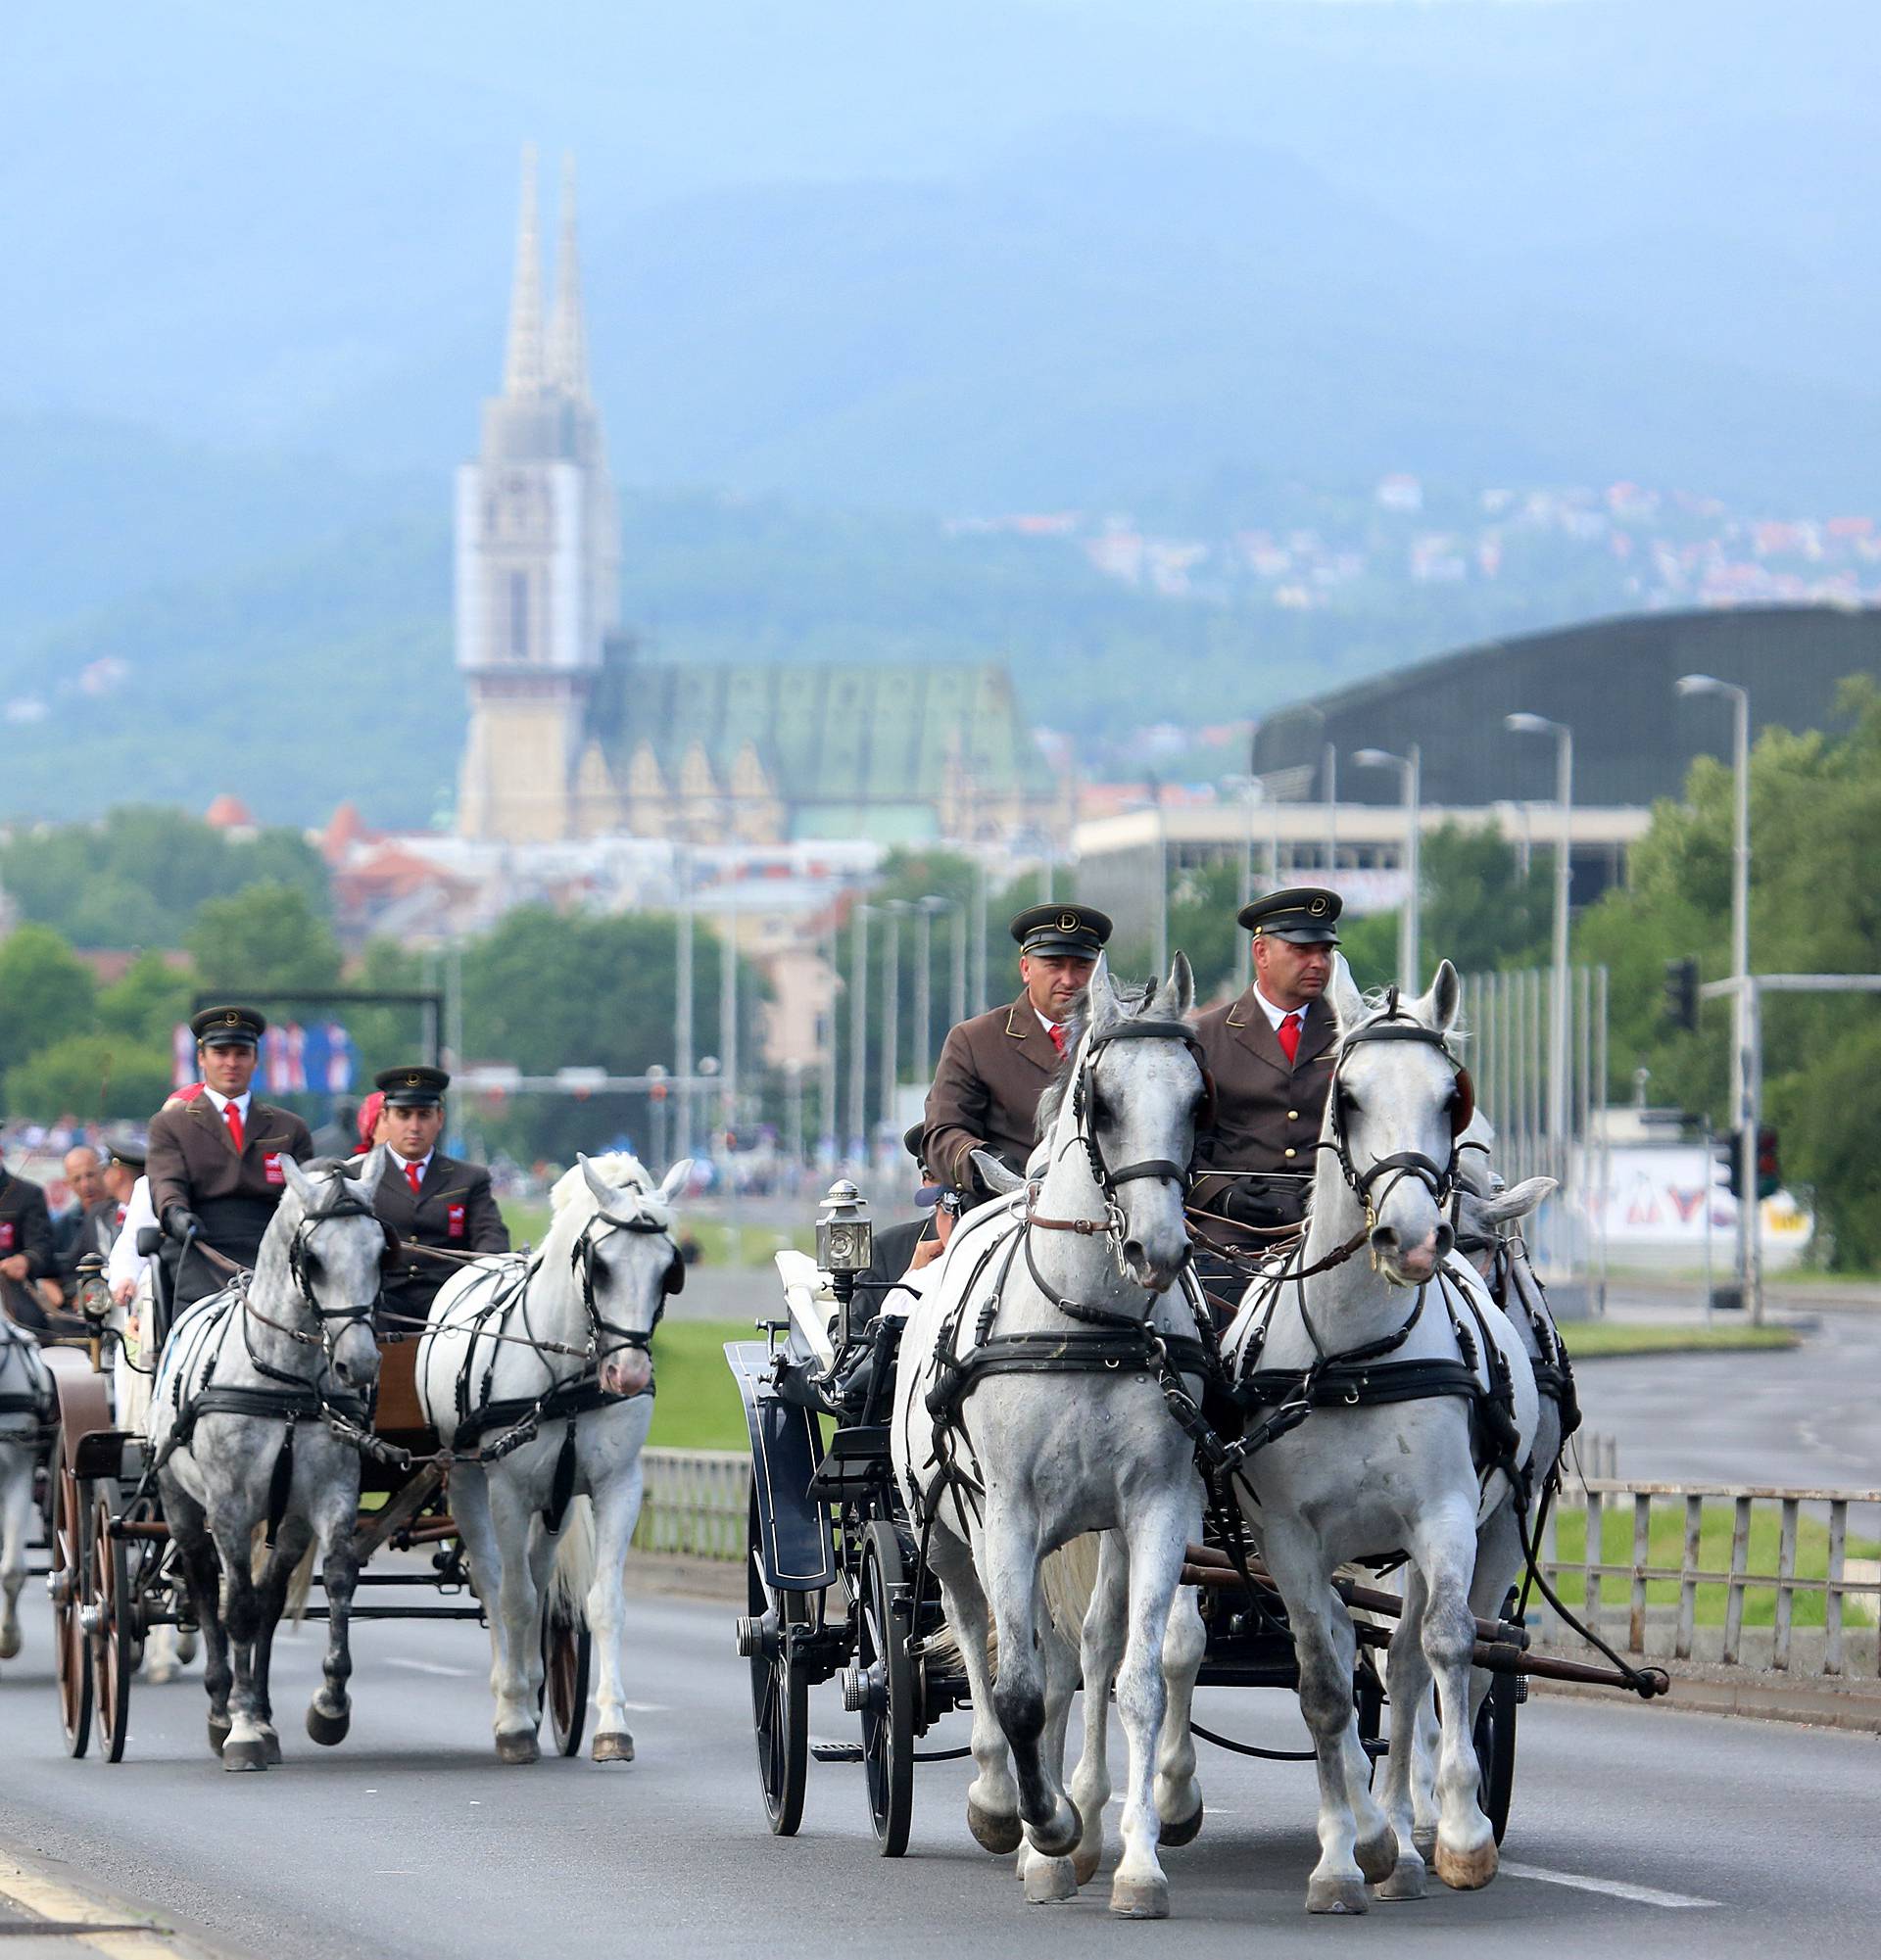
[1500,1860,1719,1909]
[381,1657,476,1678]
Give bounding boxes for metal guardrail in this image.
[1539,1476,1881,1679]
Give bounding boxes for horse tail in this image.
[1041,1531,1104,1643]
[551,1494,597,1625]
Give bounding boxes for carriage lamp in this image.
[74,1253,113,1326]
[816,1180,873,1352]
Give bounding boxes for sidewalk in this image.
[0,1847,239,1960]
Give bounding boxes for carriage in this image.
[38,1226,592,1763]
[729,1171,1661,1865]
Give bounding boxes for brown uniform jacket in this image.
[1188,989,1338,1245]
[146,1092,315,1269]
[369,1151,509,1323]
[922,997,1063,1200]
[0,1169,57,1328]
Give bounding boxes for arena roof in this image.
[1252,606,1881,808]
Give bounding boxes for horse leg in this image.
[587,1464,644,1762]
[1153,1581,1207,1846]
[0,1449,30,1661]
[1411,1505,1498,1890]
[982,1500,1080,1861]
[248,1518,312,1765]
[1016,1587,1085,1902]
[1106,1494,1193,1920]
[1264,1523,1393,1913]
[486,1472,545,1761]
[1065,1530,1129,1886]
[1375,1565,1433,1900]
[928,1525,1021,1855]
[164,1484,231,1754]
[210,1507,269,1772]
[304,1473,361,1748]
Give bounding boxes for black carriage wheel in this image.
[51,1465,92,1759]
[1472,1666,1519,1845]
[856,1520,915,1857]
[540,1605,592,1757]
[746,1490,807,1836]
[90,1492,134,1764]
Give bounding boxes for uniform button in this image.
[1287,1110,1299,1121]
[1283,1147,1297,1159]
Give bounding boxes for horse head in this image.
[568,1153,692,1399]
[276,1150,393,1396]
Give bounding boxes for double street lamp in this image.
[1353,743,1422,992]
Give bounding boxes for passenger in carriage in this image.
[145,1005,316,1309]
[918,902,1112,1208]
[1187,886,1343,1302]
[0,1142,63,1331]
[362,1066,508,1330]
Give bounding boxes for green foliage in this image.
[6,1033,173,1123]
[97,951,194,1046]
[185,883,343,993]
[0,926,97,1077]
[0,806,329,947]
[1336,910,1401,992]
[1575,678,1881,1268]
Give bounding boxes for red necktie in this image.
[223,1100,245,1153]
[1047,1023,1066,1056]
[1277,1011,1303,1064]
[406,1161,423,1197]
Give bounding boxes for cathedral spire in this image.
[546,150,590,402]
[502,143,545,397]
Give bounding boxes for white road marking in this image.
[620,1700,669,1712]
[383,1656,476,1678]
[1500,1860,1719,1909]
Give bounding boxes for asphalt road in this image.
[0,1572,1874,1960]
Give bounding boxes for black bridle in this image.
[242,1181,395,1388]
[1323,987,1473,1221]
[568,1203,685,1369]
[1064,1018,1215,1213]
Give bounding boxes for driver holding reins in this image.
[362,1065,508,1329]
[1187,886,1344,1288]
[146,1006,317,1310]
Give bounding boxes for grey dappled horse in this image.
[0,1318,51,1665]
[149,1152,390,1769]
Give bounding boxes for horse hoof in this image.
[1306,1875,1370,1915]
[1110,1875,1170,1919]
[1029,1800,1084,1861]
[0,1625,20,1661]
[592,1731,635,1764]
[261,1729,283,1766]
[1376,1855,1427,1902]
[221,1738,269,1773]
[207,1714,231,1756]
[496,1731,541,1766]
[1434,1838,1498,1891]
[1356,1827,1398,1885]
[146,1663,174,1687]
[178,1631,199,1663]
[306,1702,351,1747]
[1025,1857,1079,1904]
[1412,1825,1437,1860]
[968,1799,1023,1855]
[1073,1842,1103,1887]
[1160,1799,1204,1849]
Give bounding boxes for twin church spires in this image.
[503,144,589,404]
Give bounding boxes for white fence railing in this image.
[634,1449,748,1562]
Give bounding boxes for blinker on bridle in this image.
[570,1203,686,1365]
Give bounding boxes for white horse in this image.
[893,956,1210,1919]
[1222,959,1539,1911]
[150,1153,390,1769]
[0,1318,52,1665]
[417,1151,690,1765]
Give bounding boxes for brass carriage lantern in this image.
[816,1180,873,1352]
[73,1253,113,1327]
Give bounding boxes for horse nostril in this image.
[1370,1224,1398,1252]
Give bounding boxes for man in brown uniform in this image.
[147,1005,316,1309]
[1188,886,1343,1266]
[362,1065,508,1327]
[920,902,1112,1204]
[0,1147,62,1330]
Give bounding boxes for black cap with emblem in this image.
[1237,885,1344,943]
[103,1127,148,1170]
[191,1004,266,1048]
[1009,902,1113,959]
[374,1064,450,1109]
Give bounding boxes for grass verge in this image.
[500,1202,810,1267]
[647,1319,752,1451]
[1566,1323,1799,1359]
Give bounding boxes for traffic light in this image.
[1663,956,1700,1032]
[1717,1128,1744,1201]
[1755,1124,1781,1201]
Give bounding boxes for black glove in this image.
[165,1206,205,1244]
[1219,1182,1293,1232]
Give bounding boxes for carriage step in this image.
[810,1743,865,1763]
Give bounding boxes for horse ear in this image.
[1328,954,1367,1033]
[357,1142,390,1188]
[1482,1175,1557,1225]
[1166,949,1195,1018]
[1423,958,1462,1033]
[971,1149,1026,1196]
[278,1154,316,1207]
[1085,954,1120,1029]
[578,1152,616,1209]
[657,1158,694,1205]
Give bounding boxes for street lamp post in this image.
[718,884,739,1141]
[1353,744,1422,991]
[674,844,694,1162]
[881,901,907,1155]
[1678,673,1757,1319]
[1323,741,1338,876]
[949,902,967,1030]
[846,902,869,1170]
[914,895,950,1085]
[1506,713,1574,1172]
[821,917,840,1167]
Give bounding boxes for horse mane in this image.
[1033,976,1160,1140]
[548,1151,673,1228]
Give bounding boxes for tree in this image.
[0,925,97,1076]
[98,950,195,1046]
[7,1033,173,1123]
[186,883,343,993]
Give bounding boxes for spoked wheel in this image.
[849,1519,915,1857]
[50,1464,91,1758]
[539,1604,592,1757]
[741,1490,807,1836]
[1472,1665,1519,1845]
[90,1491,134,1764]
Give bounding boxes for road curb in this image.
[0,1844,244,1960]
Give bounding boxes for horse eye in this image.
[302,1254,324,1282]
